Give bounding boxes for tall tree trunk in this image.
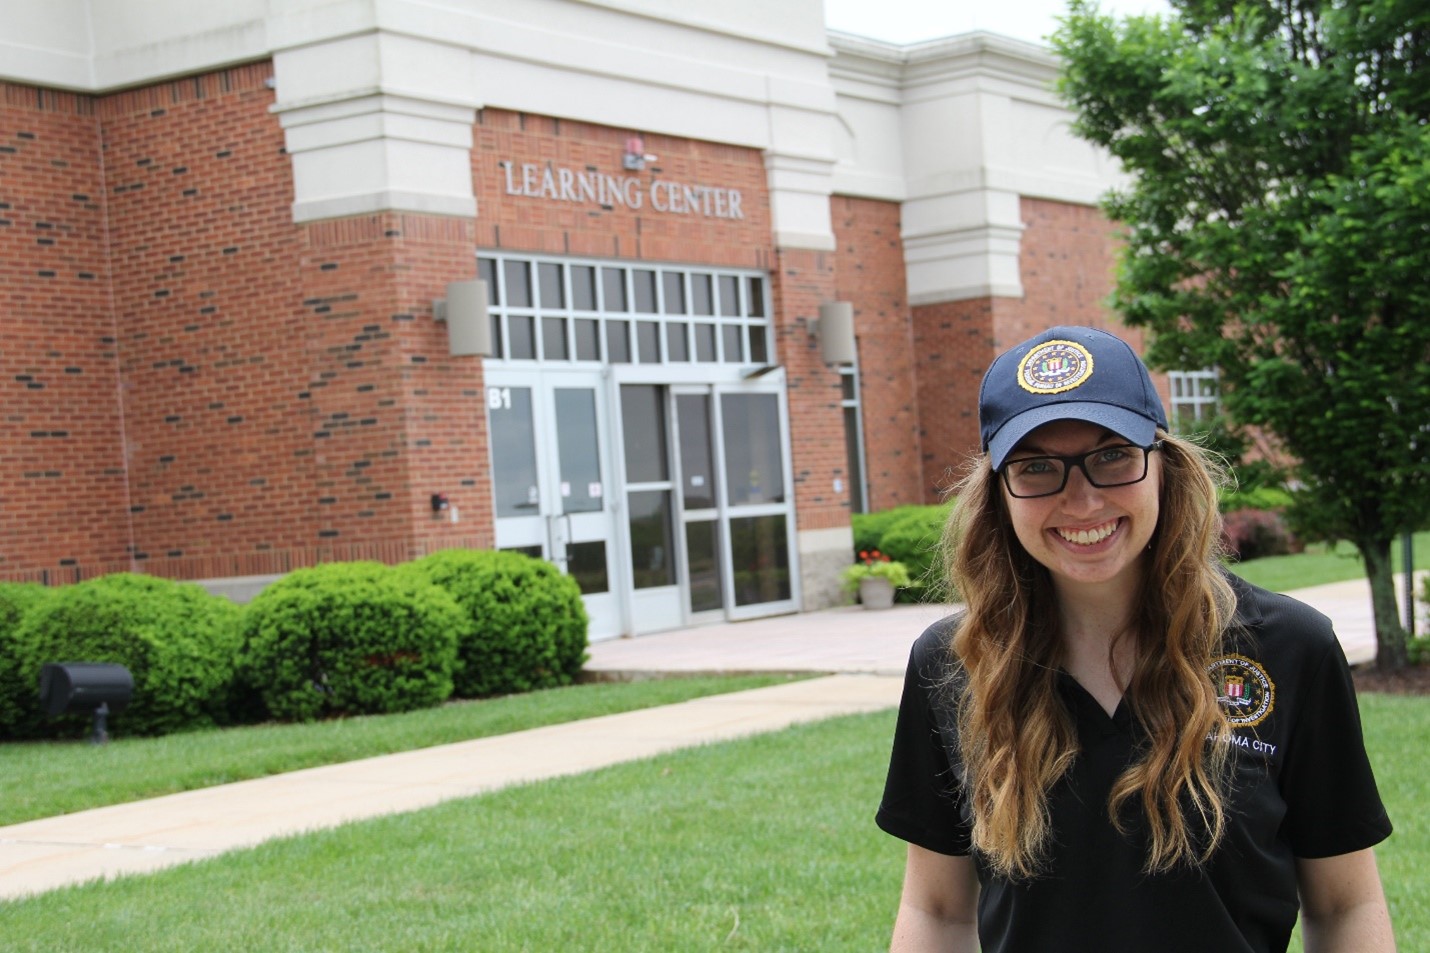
[1357,536,1409,671]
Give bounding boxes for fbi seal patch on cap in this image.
[1209,654,1275,727]
[1018,340,1094,395]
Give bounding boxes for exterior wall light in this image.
[434,279,493,357]
[816,301,858,365]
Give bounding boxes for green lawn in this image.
[0,674,796,827]
[1228,530,1430,593]
[1,694,1423,951]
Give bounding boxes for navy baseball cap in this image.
[979,325,1168,470]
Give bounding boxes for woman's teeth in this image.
[1056,520,1118,545]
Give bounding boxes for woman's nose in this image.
[1060,463,1103,510]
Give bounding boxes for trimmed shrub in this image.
[11,574,242,738]
[851,508,912,555]
[408,549,589,698]
[238,562,462,722]
[0,582,57,740]
[1219,484,1294,514]
[1221,508,1302,562]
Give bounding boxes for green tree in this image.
[1054,0,1430,669]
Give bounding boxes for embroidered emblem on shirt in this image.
[1208,654,1275,727]
[1018,340,1095,395]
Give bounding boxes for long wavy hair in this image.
[941,430,1237,879]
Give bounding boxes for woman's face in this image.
[1000,419,1162,597]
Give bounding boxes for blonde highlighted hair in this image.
[941,431,1237,879]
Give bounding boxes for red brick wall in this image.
[297,213,494,563]
[768,247,847,529]
[98,64,313,576]
[0,64,496,584]
[830,195,922,510]
[0,84,131,582]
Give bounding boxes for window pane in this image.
[607,320,631,363]
[676,394,716,510]
[571,265,597,310]
[489,313,505,359]
[722,325,742,363]
[746,276,764,317]
[840,372,857,402]
[685,521,722,613]
[629,490,675,589]
[567,540,609,595]
[718,275,739,316]
[503,260,531,307]
[666,322,689,362]
[844,405,865,515]
[555,388,602,513]
[542,317,568,360]
[662,272,686,314]
[633,269,657,313]
[730,515,790,606]
[695,324,717,362]
[691,273,713,315]
[538,262,564,308]
[509,315,535,359]
[602,267,627,312]
[621,384,668,482]
[637,320,661,364]
[722,393,784,504]
[478,257,496,288]
[488,386,540,518]
[575,318,600,360]
[749,326,768,364]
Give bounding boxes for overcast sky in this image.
[823,0,1172,47]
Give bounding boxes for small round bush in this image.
[12,574,242,738]
[0,581,57,740]
[1221,508,1302,562]
[409,549,589,698]
[238,562,462,722]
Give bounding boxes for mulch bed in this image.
[1353,664,1430,696]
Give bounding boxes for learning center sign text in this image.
[500,161,744,220]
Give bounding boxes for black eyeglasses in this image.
[999,442,1162,499]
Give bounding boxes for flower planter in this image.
[858,575,896,610]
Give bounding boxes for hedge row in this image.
[0,549,588,741]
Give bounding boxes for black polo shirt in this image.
[876,576,1392,953]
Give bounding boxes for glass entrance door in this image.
[486,369,622,639]
[619,381,797,633]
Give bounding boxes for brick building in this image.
[0,0,1161,639]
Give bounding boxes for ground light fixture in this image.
[39,662,133,744]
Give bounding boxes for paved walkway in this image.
[0,575,1419,902]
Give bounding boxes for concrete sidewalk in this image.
[0,674,902,902]
[0,574,1416,902]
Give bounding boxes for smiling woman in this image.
[876,326,1395,953]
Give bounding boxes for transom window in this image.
[478,254,772,366]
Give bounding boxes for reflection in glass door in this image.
[675,392,722,619]
[621,384,683,634]
[720,392,792,609]
[487,371,622,639]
